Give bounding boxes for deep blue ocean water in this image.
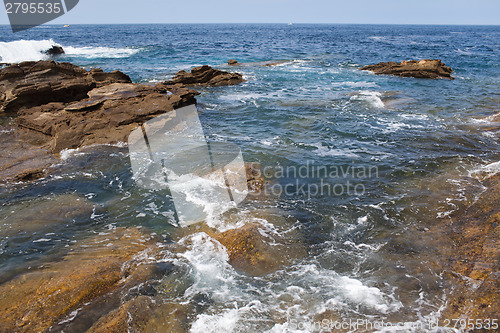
[1,24,499,332]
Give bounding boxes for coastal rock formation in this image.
[245,162,266,192]
[165,65,245,86]
[0,60,246,183]
[44,45,65,56]
[0,227,156,332]
[0,61,202,183]
[360,59,454,79]
[215,221,305,276]
[0,60,132,114]
[15,82,198,153]
[227,59,238,65]
[443,172,500,319]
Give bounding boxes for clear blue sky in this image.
[1,0,499,25]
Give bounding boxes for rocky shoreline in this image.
[0,59,498,331]
[0,61,245,184]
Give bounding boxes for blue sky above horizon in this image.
[0,0,499,25]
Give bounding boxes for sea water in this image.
[0,24,499,332]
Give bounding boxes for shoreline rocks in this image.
[165,65,245,86]
[0,227,157,332]
[360,59,454,79]
[0,60,245,183]
[443,173,500,319]
[43,45,65,56]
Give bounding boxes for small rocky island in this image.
[360,59,454,79]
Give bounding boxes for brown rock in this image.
[88,298,192,333]
[0,60,202,181]
[0,60,131,114]
[442,173,500,320]
[0,227,155,332]
[227,59,238,65]
[0,127,56,184]
[215,221,303,276]
[165,65,245,86]
[360,59,454,79]
[13,82,199,154]
[245,162,266,192]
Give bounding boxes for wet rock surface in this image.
[43,45,65,56]
[0,61,206,183]
[0,61,246,184]
[360,59,454,79]
[443,173,500,320]
[165,65,245,86]
[214,222,297,276]
[0,227,156,332]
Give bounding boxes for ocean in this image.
[1,24,499,332]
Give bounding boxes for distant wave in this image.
[64,45,139,59]
[0,39,139,63]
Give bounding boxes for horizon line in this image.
[1,22,500,27]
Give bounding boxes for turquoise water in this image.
[1,24,499,331]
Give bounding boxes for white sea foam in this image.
[177,232,238,301]
[350,91,385,108]
[470,160,500,179]
[177,231,402,332]
[0,39,139,63]
[0,39,55,63]
[331,81,378,88]
[64,45,139,59]
[313,143,360,158]
[33,238,51,243]
[165,171,238,229]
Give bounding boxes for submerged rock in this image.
[0,193,94,238]
[245,162,266,192]
[87,297,193,333]
[443,173,500,319]
[0,227,156,332]
[165,65,245,86]
[0,127,57,184]
[360,59,454,79]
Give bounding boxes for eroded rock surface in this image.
[0,61,203,182]
[165,65,245,86]
[360,59,454,79]
[443,173,500,320]
[0,227,156,332]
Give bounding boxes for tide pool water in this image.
[1,24,499,332]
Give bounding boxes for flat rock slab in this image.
[360,59,454,79]
[0,60,243,184]
[165,65,245,86]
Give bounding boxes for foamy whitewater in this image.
[0,39,139,63]
[1,24,499,332]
